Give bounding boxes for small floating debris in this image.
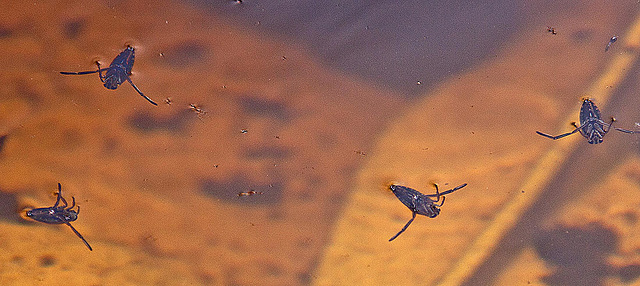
[189,104,207,120]
[238,190,263,197]
[605,36,618,52]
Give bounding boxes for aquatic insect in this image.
[26,183,92,251]
[388,182,467,242]
[60,46,158,106]
[605,36,618,52]
[536,98,635,144]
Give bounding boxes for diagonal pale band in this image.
[436,15,640,286]
[312,13,640,286]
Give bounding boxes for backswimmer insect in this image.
[60,45,158,106]
[25,183,92,251]
[388,182,467,242]
[536,98,635,144]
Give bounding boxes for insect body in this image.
[26,183,92,251]
[388,183,467,241]
[60,46,157,106]
[536,98,635,144]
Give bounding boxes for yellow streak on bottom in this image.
[436,16,640,286]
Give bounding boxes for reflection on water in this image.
[1,0,640,285]
[194,0,520,96]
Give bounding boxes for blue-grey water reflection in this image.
[195,0,520,96]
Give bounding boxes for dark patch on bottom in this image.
[63,18,85,39]
[200,173,283,205]
[0,135,7,154]
[127,109,193,133]
[0,25,11,38]
[616,264,640,283]
[0,191,21,223]
[157,41,208,68]
[39,255,56,267]
[533,223,640,285]
[10,255,24,264]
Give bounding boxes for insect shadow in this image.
[536,98,635,144]
[60,46,157,106]
[388,182,467,241]
[26,183,92,251]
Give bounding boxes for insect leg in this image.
[535,127,580,140]
[59,194,69,209]
[434,196,446,207]
[64,222,93,251]
[96,62,108,83]
[67,196,76,211]
[52,183,63,208]
[605,117,637,134]
[615,127,636,134]
[125,77,158,106]
[426,183,467,197]
[389,212,417,242]
[438,183,468,196]
[432,183,441,202]
[60,69,101,75]
[602,117,617,135]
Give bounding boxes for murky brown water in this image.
[2,0,640,285]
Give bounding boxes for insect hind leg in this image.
[125,77,158,106]
[389,212,417,242]
[615,127,636,134]
[426,183,467,197]
[536,126,580,140]
[60,70,101,75]
[60,62,106,76]
[64,222,93,251]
